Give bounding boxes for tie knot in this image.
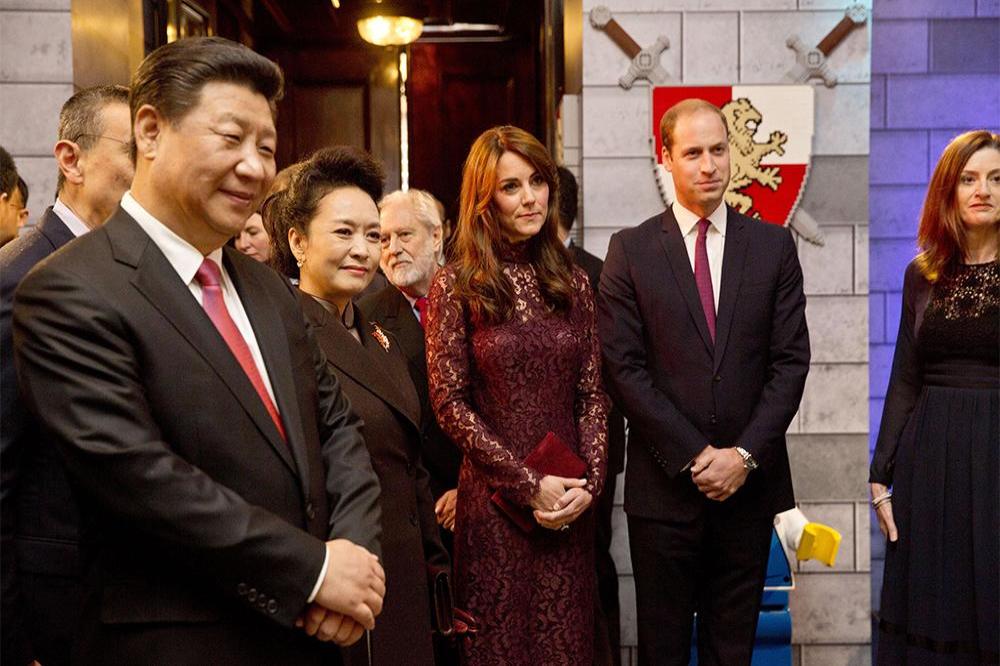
[697,218,711,236]
[195,257,223,288]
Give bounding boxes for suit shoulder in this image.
[0,229,59,295]
[18,226,113,292]
[613,213,664,245]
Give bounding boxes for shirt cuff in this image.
[307,548,329,603]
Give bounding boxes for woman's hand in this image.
[533,483,592,531]
[870,482,898,543]
[530,475,585,512]
[435,488,458,531]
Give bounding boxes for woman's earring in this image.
[295,255,305,268]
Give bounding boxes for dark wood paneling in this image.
[407,39,539,216]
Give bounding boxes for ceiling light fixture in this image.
[356,1,426,46]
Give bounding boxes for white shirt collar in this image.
[672,200,728,238]
[120,191,223,284]
[52,198,92,238]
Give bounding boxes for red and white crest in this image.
[652,85,815,227]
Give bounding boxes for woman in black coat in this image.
[265,146,449,666]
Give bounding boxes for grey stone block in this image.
[583,0,794,9]
[800,363,868,434]
[980,0,1000,17]
[582,85,653,158]
[583,12,681,87]
[868,343,895,400]
[855,502,870,572]
[869,398,884,448]
[0,0,68,8]
[855,225,868,294]
[806,296,867,363]
[562,94,581,149]
[787,434,870,501]
[869,131,928,185]
[801,644,872,665]
[868,185,925,238]
[740,11,870,85]
[797,501,856,572]
[797,156,869,224]
[929,19,1000,73]
[582,225,618,261]
[869,292,885,344]
[885,291,903,342]
[814,84,870,156]
[682,12,738,84]
[798,226,855,295]
[582,157,665,229]
[789,572,871,643]
[887,74,1000,129]
[0,10,71,83]
[14,155,56,227]
[869,239,916,291]
[871,20,928,74]
[928,130,977,177]
[563,147,581,167]
[0,82,73,154]
[870,75,885,129]
[618,574,637,646]
[874,0,976,18]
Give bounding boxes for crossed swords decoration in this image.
[588,4,868,246]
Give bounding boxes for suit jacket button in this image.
[237,583,248,596]
[257,596,268,608]
[710,414,717,425]
[247,588,258,602]
[306,501,316,520]
[713,374,722,382]
[409,513,418,526]
[267,599,278,614]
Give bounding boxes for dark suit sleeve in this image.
[306,318,383,558]
[734,228,810,467]
[869,261,923,485]
[598,232,708,475]
[12,264,326,628]
[0,255,33,666]
[413,458,450,575]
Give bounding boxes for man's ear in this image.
[431,223,443,256]
[661,145,673,173]
[133,104,164,161]
[54,140,85,186]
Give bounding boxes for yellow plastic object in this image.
[796,523,841,567]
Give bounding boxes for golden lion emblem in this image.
[722,98,788,216]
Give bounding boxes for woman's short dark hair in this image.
[264,146,385,279]
[129,36,283,160]
[557,166,578,232]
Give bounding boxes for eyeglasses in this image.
[71,134,131,147]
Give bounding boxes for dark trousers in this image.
[628,511,773,666]
[593,471,621,666]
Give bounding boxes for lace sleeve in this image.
[571,269,609,499]
[425,267,540,505]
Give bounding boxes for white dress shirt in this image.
[120,192,329,601]
[52,198,93,238]
[672,200,727,312]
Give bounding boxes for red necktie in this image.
[694,219,716,342]
[415,296,429,328]
[194,258,287,442]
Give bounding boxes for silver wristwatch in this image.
[735,446,758,471]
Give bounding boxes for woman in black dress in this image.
[265,146,449,665]
[870,129,999,665]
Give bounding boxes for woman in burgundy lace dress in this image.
[870,130,999,664]
[425,126,608,665]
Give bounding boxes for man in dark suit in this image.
[11,37,385,665]
[597,99,809,665]
[556,166,627,666]
[1,84,132,666]
[358,189,462,537]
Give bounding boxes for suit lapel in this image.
[37,207,76,250]
[109,212,298,476]
[713,210,748,372]
[383,289,428,386]
[302,295,420,431]
[658,210,714,353]
[224,249,307,479]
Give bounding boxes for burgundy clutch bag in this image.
[490,431,587,533]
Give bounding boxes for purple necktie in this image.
[195,258,287,443]
[695,219,716,342]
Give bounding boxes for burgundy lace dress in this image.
[425,244,609,665]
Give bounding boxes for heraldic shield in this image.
[653,85,815,228]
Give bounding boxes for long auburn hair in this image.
[916,129,1000,282]
[451,125,575,324]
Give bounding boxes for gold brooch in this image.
[371,324,390,352]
